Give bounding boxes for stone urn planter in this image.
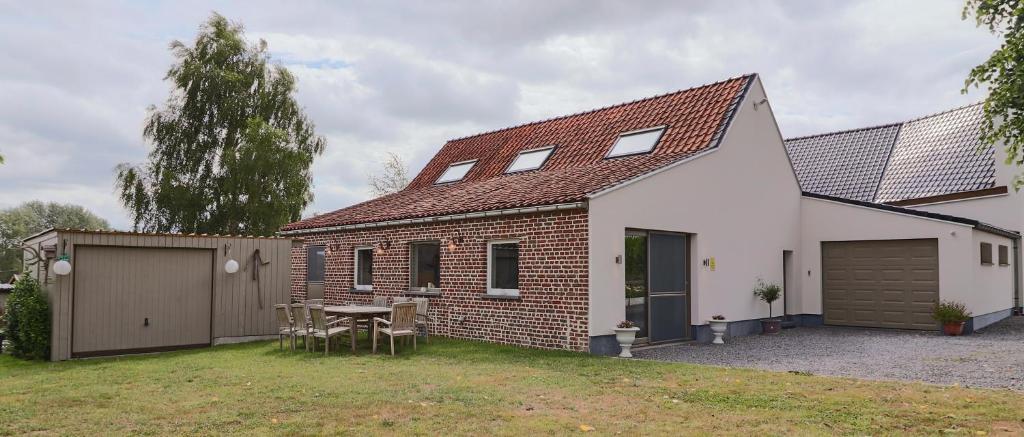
[614,321,640,358]
[708,318,729,344]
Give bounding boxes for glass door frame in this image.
[625,228,692,345]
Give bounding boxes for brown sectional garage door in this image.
[72,246,214,357]
[822,239,939,330]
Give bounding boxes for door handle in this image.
[144,317,149,327]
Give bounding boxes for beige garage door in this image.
[73,246,213,357]
[822,239,939,330]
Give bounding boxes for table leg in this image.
[350,317,358,352]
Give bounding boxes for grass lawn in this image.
[2,337,1023,436]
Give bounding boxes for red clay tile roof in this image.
[283,74,754,232]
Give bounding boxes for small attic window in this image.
[506,146,555,173]
[436,160,476,184]
[605,126,667,158]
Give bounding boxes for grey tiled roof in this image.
[785,124,900,201]
[785,103,995,203]
[875,104,995,202]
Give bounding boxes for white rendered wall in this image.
[587,77,803,337]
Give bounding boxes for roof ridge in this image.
[445,73,757,143]
[785,101,985,142]
[785,122,902,142]
[901,101,984,124]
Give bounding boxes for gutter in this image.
[278,202,587,236]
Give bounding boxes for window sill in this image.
[404,289,443,297]
[348,288,373,295]
[479,294,521,301]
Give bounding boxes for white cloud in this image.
[0,0,1001,230]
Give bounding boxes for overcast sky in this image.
[0,0,1000,230]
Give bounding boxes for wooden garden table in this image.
[324,305,391,352]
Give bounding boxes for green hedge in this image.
[3,274,50,360]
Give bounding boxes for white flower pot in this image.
[614,327,640,358]
[708,320,729,344]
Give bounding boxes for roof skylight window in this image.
[605,126,667,158]
[435,160,476,184]
[506,146,555,173]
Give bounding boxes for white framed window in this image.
[354,246,373,291]
[605,126,667,158]
[506,146,555,173]
[410,241,441,289]
[487,240,520,296]
[436,160,477,184]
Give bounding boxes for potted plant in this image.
[708,315,728,344]
[753,279,782,334]
[614,320,640,358]
[933,300,971,336]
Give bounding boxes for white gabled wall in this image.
[587,77,803,337]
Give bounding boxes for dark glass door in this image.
[648,232,689,342]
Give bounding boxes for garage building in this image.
[22,229,300,361]
[801,193,1018,332]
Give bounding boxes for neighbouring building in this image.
[282,74,1018,354]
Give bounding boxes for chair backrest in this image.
[390,302,417,331]
[372,296,388,307]
[308,305,328,331]
[290,303,307,330]
[393,297,411,304]
[303,299,323,322]
[275,304,292,329]
[412,298,429,317]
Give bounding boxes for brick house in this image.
[283,74,1017,354]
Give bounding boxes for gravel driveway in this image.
[633,317,1024,390]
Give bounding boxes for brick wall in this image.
[289,209,590,351]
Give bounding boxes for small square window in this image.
[488,240,520,296]
[506,146,555,173]
[307,245,326,282]
[605,126,666,158]
[354,247,373,290]
[436,160,476,184]
[410,242,441,289]
[998,245,1010,266]
[980,242,993,265]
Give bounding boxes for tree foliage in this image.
[0,201,109,282]
[963,0,1024,188]
[367,152,410,197]
[3,274,50,360]
[116,13,326,235]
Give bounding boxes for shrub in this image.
[3,274,50,360]
[616,320,635,329]
[752,278,782,319]
[932,300,971,324]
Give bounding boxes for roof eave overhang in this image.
[278,201,588,236]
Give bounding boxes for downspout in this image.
[1015,238,1021,314]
